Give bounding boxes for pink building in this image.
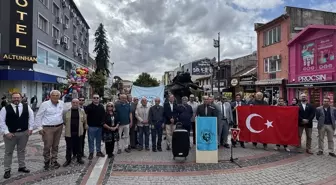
[287,25,336,107]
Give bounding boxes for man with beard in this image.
[274,97,290,152]
[298,93,315,154]
[0,93,34,179]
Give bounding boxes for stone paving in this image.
[0,126,336,185]
[0,133,98,185]
[103,128,336,185]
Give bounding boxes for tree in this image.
[94,23,110,76]
[133,72,160,87]
[87,71,106,97]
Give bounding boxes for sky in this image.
[73,0,336,81]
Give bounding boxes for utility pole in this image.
[213,32,221,96]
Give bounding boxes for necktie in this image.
[205,105,208,116]
[16,105,19,117]
[222,103,226,118]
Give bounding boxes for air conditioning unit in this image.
[76,19,80,25]
[74,35,78,40]
[77,48,82,55]
[56,17,62,24]
[62,0,67,8]
[54,38,60,45]
[74,52,78,57]
[70,10,74,17]
[65,44,70,50]
[81,40,84,45]
[61,36,68,44]
[63,24,69,29]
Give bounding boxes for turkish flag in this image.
[237,106,299,146]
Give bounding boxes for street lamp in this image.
[213,32,220,96]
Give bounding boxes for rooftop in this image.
[69,0,90,29]
[232,65,257,77]
[288,24,336,46]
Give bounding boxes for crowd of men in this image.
[0,90,335,180]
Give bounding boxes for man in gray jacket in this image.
[215,97,233,148]
[135,97,151,151]
[148,97,164,152]
[316,97,336,157]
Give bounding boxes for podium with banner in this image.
[196,117,218,163]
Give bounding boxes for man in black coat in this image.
[231,94,246,148]
[129,96,139,149]
[196,96,217,117]
[298,93,315,154]
[163,95,178,150]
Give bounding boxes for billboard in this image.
[191,59,211,75]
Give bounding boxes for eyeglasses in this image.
[93,97,99,99]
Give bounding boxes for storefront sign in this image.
[301,36,335,72]
[57,77,68,84]
[298,74,329,82]
[9,0,34,56]
[231,79,238,86]
[2,54,37,63]
[191,59,211,75]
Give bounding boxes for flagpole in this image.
[217,32,220,96]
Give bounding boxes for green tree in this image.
[133,72,159,87]
[88,71,106,97]
[94,23,110,76]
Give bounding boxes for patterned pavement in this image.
[0,126,336,185]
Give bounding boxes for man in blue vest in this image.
[0,92,34,179]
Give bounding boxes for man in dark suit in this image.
[231,94,245,148]
[129,96,139,149]
[298,93,315,154]
[250,92,268,149]
[196,96,217,117]
[163,95,178,150]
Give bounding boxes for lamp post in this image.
[213,32,221,96]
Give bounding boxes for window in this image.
[58,58,65,70]
[64,15,69,25]
[52,3,59,16]
[264,56,281,73]
[52,26,59,38]
[263,25,281,46]
[37,47,48,64]
[73,26,77,35]
[79,32,83,41]
[38,14,48,33]
[39,0,48,7]
[73,42,77,51]
[48,51,58,67]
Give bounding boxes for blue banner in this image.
[196,117,217,151]
[131,85,165,105]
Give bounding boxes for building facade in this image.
[255,6,336,105]
[287,25,336,107]
[0,0,91,105]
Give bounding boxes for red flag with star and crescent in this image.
[237,106,300,146]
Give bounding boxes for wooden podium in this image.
[195,117,218,163]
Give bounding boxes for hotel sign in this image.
[7,0,34,62]
[2,54,37,62]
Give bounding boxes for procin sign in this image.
[6,0,36,63]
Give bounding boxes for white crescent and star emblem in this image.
[245,113,274,133]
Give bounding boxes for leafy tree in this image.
[88,71,106,97]
[133,72,159,87]
[94,23,110,76]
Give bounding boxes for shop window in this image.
[310,88,320,108]
[37,47,48,64]
[48,52,58,68]
[323,87,335,106]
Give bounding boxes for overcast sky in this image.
[73,0,336,81]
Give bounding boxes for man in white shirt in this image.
[187,94,199,145]
[35,90,64,170]
[0,92,34,179]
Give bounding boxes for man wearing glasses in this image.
[85,94,106,160]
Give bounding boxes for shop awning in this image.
[286,81,336,88]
